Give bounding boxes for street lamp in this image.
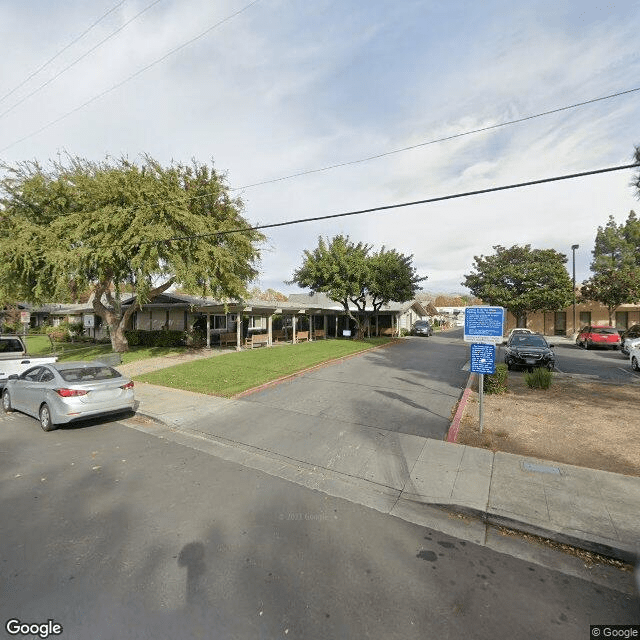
[571,244,579,335]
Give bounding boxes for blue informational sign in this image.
[470,343,496,374]
[464,306,505,343]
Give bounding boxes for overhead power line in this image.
[37,84,639,217]
[0,0,264,153]
[0,0,164,121]
[0,0,127,107]
[127,162,639,247]
[231,86,640,191]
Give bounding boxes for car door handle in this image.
[21,360,30,364]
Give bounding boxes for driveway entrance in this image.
[242,330,468,440]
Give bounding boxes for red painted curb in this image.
[232,339,401,399]
[446,373,476,443]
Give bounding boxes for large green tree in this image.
[581,267,640,324]
[289,235,426,338]
[462,244,574,327]
[580,211,640,322]
[0,155,264,351]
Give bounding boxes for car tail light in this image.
[55,388,89,397]
[120,381,134,390]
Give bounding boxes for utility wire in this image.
[0,0,127,107]
[125,162,639,247]
[0,0,263,153]
[0,0,163,121]
[231,86,640,191]
[47,84,640,217]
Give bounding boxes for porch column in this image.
[268,314,273,346]
[292,314,297,343]
[236,309,242,351]
[310,314,314,341]
[335,315,339,338]
[206,313,211,348]
[375,314,379,337]
[323,314,328,339]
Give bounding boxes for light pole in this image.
[571,244,579,335]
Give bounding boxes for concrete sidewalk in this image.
[127,380,640,563]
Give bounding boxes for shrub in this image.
[484,363,508,394]
[124,329,186,347]
[524,367,553,389]
[45,323,71,342]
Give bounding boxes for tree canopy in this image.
[580,211,640,322]
[289,235,426,337]
[462,244,573,327]
[0,154,264,351]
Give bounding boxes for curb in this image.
[446,371,475,443]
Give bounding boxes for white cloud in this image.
[1,0,639,296]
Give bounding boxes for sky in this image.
[1,0,639,296]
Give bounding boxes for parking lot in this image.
[498,337,640,384]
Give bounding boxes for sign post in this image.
[464,307,504,433]
[20,311,30,336]
[83,314,95,339]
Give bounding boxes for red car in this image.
[576,325,621,350]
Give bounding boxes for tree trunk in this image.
[515,311,528,328]
[109,316,130,353]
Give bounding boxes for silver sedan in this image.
[2,361,135,431]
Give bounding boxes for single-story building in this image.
[6,291,429,348]
[506,301,640,337]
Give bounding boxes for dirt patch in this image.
[455,373,640,477]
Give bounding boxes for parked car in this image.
[0,335,58,389]
[575,326,620,350]
[507,328,534,340]
[2,361,135,431]
[620,324,640,355]
[412,320,433,336]
[630,343,640,372]
[504,333,556,371]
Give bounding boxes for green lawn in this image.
[24,335,183,363]
[137,338,393,397]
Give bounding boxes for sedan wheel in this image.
[633,356,640,372]
[39,403,56,432]
[2,390,12,413]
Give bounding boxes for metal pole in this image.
[479,373,484,434]
[571,244,579,335]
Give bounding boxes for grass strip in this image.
[24,335,183,363]
[136,338,393,397]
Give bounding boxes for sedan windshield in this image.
[590,328,617,335]
[58,366,122,382]
[510,335,548,347]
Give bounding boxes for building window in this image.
[615,311,628,330]
[554,312,566,336]
[213,315,227,330]
[579,311,591,327]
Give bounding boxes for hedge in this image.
[124,329,186,347]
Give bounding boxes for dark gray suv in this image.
[412,320,433,336]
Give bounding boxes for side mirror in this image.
[502,340,507,346]
[8,374,18,380]
[548,344,555,348]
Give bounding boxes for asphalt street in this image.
[240,330,470,440]
[1,412,638,640]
